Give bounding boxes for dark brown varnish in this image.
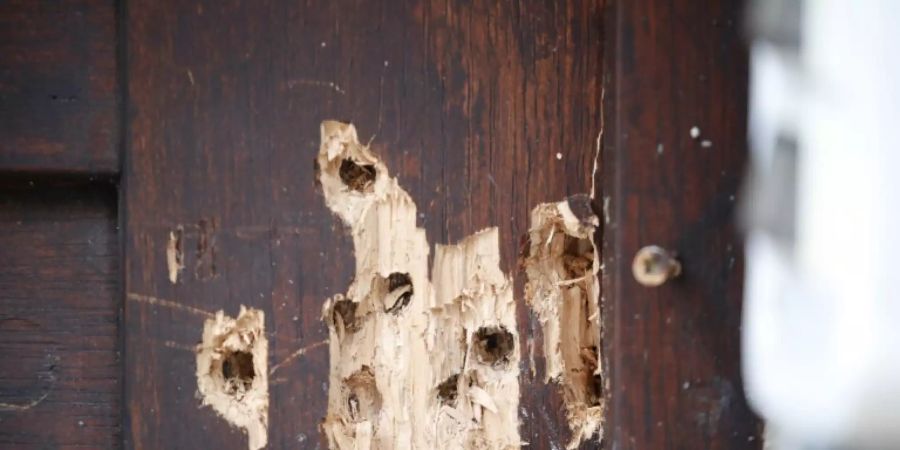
[0,0,118,173]
[0,0,762,448]
[0,181,120,448]
[123,1,602,447]
[601,0,763,448]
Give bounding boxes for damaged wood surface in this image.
[197,307,269,450]
[0,0,765,448]
[601,0,763,448]
[523,198,603,449]
[124,1,602,448]
[318,122,520,449]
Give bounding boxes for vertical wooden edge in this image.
[599,0,762,448]
[598,0,618,446]
[117,0,131,446]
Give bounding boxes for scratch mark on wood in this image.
[163,340,197,352]
[284,78,346,95]
[591,84,606,200]
[0,373,57,412]
[126,292,215,319]
[366,63,388,146]
[0,391,52,412]
[268,339,329,376]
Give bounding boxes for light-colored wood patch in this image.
[317,121,521,449]
[196,307,268,450]
[523,198,604,449]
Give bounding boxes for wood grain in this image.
[123,0,602,448]
[0,0,118,174]
[0,180,120,448]
[600,0,763,448]
[0,0,768,447]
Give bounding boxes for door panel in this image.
[123,1,602,448]
[601,0,762,448]
[0,0,119,174]
[0,0,763,448]
[0,180,120,448]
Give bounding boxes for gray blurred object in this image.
[743,0,900,449]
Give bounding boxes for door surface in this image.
[0,1,760,449]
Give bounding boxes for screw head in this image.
[632,245,681,287]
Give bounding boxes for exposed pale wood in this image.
[0,0,765,447]
[123,1,602,448]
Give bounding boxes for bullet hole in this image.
[562,235,593,279]
[590,373,604,406]
[344,366,382,423]
[566,193,599,225]
[221,350,255,395]
[436,374,460,406]
[332,299,360,332]
[339,158,376,192]
[384,272,413,314]
[581,346,603,406]
[473,326,515,366]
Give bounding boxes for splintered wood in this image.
[317,121,521,449]
[196,307,269,450]
[523,198,604,448]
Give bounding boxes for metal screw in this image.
[632,245,681,287]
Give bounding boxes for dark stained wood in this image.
[0,180,121,448]
[0,0,119,174]
[124,0,602,448]
[599,0,763,448]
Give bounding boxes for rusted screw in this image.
[632,245,681,287]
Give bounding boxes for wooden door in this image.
[0,1,761,449]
